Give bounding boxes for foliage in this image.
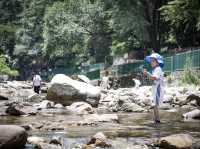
[181,57,199,85]
[0,0,23,55]
[1,0,200,79]
[160,0,200,47]
[43,0,111,63]
[0,55,19,76]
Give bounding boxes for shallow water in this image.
[0,108,200,149]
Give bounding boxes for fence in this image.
[163,49,200,72]
[43,48,200,80]
[105,48,200,78]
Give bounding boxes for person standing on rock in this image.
[143,53,164,123]
[33,72,42,94]
[100,70,110,90]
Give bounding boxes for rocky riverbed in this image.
[0,74,200,149]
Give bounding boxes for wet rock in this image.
[37,100,54,109]
[50,136,62,146]
[0,125,28,149]
[20,125,32,131]
[120,102,146,112]
[160,103,171,110]
[5,103,37,116]
[192,141,200,149]
[182,109,200,119]
[35,142,62,149]
[87,132,111,148]
[67,102,94,114]
[0,95,8,100]
[184,94,200,107]
[83,114,118,123]
[54,103,64,109]
[27,93,43,102]
[85,98,99,107]
[27,136,46,145]
[41,86,48,93]
[47,74,100,106]
[157,134,194,149]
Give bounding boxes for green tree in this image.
[160,0,200,47]
[43,0,111,64]
[0,0,23,56]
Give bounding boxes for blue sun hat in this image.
[145,53,164,68]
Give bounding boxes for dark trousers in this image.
[34,86,40,94]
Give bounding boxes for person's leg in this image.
[35,86,40,94]
[153,106,160,123]
[34,86,37,93]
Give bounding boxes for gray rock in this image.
[54,103,64,109]
[0,81,35,102]
[67,102,94,114]
[50,136,62,146]
[47,74,100,106]
[5,103,37,116]
[83,114,119,123]
[37,100,54,109]
[0,125,28,149]
[27,93,43,102]
[0,95,8,100]
[157,134,194,149]
[120,103,146,112]
[183,109,200,119]
[41,86,48,93]
[87,132,111,148]
[27,136,46,145]
[35,142,62,149]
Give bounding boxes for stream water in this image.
[0,109,200,149]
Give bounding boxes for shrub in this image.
[181,57,199,85]
[0,55,19,77]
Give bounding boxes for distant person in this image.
[100,70,110,89]
[33,72,42,94]
[132,78,141,88]
[143,53,164,123]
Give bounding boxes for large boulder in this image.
[0,125,28,149]
[77,75,91,84]
[157,134,194,149]
[47,74,100,106]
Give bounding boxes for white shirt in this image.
[100,76,110,89]
[151,66,164,106]
[33,75,41,86]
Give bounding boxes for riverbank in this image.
[0,76,200,149]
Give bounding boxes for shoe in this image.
[155,120,161,124]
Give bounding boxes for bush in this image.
[181,57,199,85]
[0,55,19,77]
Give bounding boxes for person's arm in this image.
[39,76,42,86]
[143,69,158,81]
[33,77,35,87]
